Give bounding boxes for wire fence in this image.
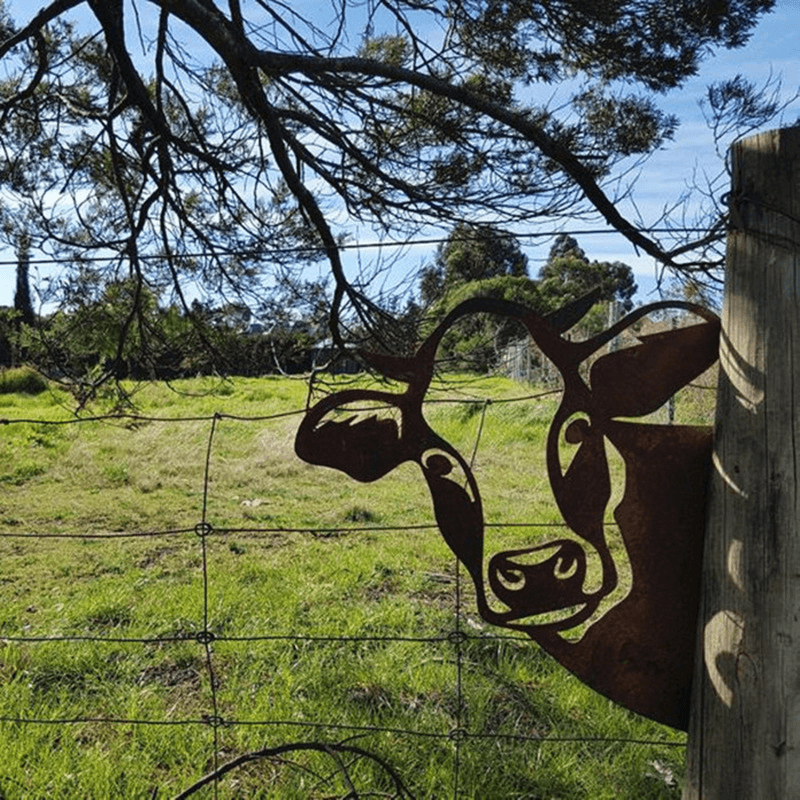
[0,226,722,269]
[0,372,710,798]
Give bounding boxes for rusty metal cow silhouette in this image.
[295,294,720,730]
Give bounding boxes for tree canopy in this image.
[416,225,638,371]
[538,234,637,312]
[420,222,529,306]
[0,0,780,370]
[415,223,537,371]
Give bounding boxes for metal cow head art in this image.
[295,294,720,730]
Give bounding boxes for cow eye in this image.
[424,453,453,476]
[558,413,592,475]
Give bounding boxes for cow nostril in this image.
[555,555,579,579]
[495,566,525,590]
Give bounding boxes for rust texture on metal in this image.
[295,295,720,731]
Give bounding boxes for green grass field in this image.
[0,369,716,798]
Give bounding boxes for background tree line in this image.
[1,277,335,386]
[1,225,635,383]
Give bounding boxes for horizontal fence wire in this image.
[0,226,722,269]
[0,381,705,798]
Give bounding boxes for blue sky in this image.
[0,1,798,308]
[589,1,800,300]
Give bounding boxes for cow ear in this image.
[589,319,720,419]
[294,390,411,482]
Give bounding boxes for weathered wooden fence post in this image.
[685,126,800,798]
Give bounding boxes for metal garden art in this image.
[295,294,720,731]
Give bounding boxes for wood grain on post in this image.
[685,126,800,798]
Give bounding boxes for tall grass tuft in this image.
[0,365,48,395]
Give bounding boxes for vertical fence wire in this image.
[200,412,221,798]
[453,397,490,799]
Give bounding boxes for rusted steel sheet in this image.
[295,295,720,730]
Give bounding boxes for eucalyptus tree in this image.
[0,0,779,368]
[538,233,637,312]
[420,222,530,306]
[415,222,538,371]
